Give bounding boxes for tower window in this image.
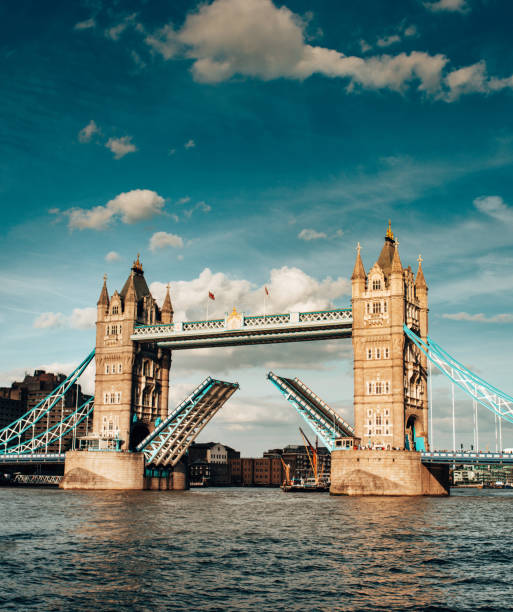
[118,363,122,373]
[367,348,372,360]
[383,301,388,313]
[372,302,381,314]
[375,382,382,394]
[112,306,119,315]
[375,347,381,359]
[375,415,382,426]
[372,279,381,291]
[367,382,373,395]
[385,381,390,394]
[105,364,110,374]
[384,347,390,359]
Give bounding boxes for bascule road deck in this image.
[130,308,353,349]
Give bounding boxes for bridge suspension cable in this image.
[404,325,513,425]
[0,349,95,450]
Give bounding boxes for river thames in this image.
[1,487,512,611]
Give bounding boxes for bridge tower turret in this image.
[92,256,172,450]
[351,223,429,451]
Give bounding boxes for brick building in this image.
[0,370,92,452]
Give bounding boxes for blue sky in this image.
[2,0,513,453]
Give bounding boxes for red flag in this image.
[265,286,269,296]
[208,291,215,301]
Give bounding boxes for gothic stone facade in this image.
[93,256,173,450]
[351,225,429,451]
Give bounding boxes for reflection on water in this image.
[1,488,513,611]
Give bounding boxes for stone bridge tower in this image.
[93,256,172,450]
[351,224,429,451]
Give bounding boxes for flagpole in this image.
[206,294,209,321]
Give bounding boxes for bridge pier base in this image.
[330,450,449,496]
[60,451,145,490]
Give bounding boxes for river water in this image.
[1,487,513,611]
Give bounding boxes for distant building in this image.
[0,370,92,452]
[188,441,240,485]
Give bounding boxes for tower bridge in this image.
[2,224,512,494]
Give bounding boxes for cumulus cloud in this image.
[105,136,137,159]
[141,0,512,101]
[105,251,121,262]
[474,195,513,223]
[424,0,468,13]
[78,120,99,143]
[298,228,327,241]
[74,18,96,30]
[442,312,513,323]
[150,265,350,323]
[33,307,96,330]
[149,231,184,251]
[444,61,487,100]
[64,189,165,230]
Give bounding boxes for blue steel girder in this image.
[138,377,239,467]
[0,349,95,449]
[267,372,352,450]
[2,398,94,455]
[404,325,513,424]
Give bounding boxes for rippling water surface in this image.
[1,487,513,611]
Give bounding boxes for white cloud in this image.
[144,0,447,95]
[105,13,137,41]
[69,307,97,329]
[105,251,121,262]
[376,35,401,48]
[442,312,513,323]
[149,231,184,251]
[34,312,66,329]
[168,148,176,155]
[424,0,468,13]
[105,136,137,159]
[184,139,196,149]
[150,265,350,323]
[78,120,99,143]
[184,201,211,218]
[359,40,372,53]
[298,228,327,241]
[474,195,513,223]
[444,61,487,100]
[65,189,165,230]
[74,18,96,30]
[142,0,513,101]
[177,196,191,205]
[33,307,96,330]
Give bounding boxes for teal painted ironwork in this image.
[0,349,95,448]
[267,372,354,450]
[404,325,513,424]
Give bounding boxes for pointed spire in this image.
[124,273,137,303]
[162,283,174,323]
[351,242,366,280]
[391,240,402,274]
[386,219,394,242]
[415,254,427,290]
[97,274,109,306]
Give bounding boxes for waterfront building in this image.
[0,370,92,451]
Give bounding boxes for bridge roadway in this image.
[3,451,513,467]
[131,308,353,349]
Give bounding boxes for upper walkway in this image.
[421,451,513,464]
[131,308,352,349]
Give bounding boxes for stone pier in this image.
[60,451,145,490]
[330,449,449,496]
